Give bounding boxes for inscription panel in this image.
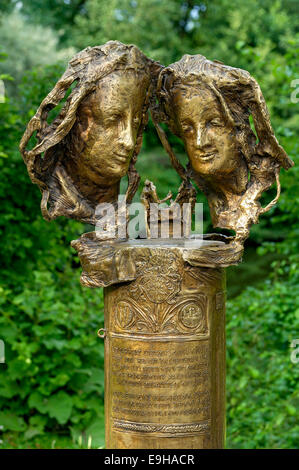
[108,337,211,426]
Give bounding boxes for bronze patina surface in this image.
[70,237,226,448]
[153,54,293,249]
[20,41,161,224]
[102,243,226,449]
[20,41,293,449]
[71,233,240,288]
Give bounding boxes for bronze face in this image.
[20,42,158,224]
[172,85,239,177]
[69,71,149,185]
[155,54,293,244]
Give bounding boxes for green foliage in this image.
[0,63,105,448]
[73,0,195,63]
[0,266,106,447]
[0,11,74,97]
[18,0,87,42]
[226,268,299,448]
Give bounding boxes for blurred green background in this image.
[0,0,298,449]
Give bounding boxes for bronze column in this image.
[102,245,226,449]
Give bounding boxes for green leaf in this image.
[0,411,26,431]
[238,376,248,389]
[46,391,73,425]
[248,367,260,379]
[28,391,48,414]
[286,404,297,416]
[24,427,43,440]
[84,416,105,449]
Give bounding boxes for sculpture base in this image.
[101,244,226,449]
[71,232,242,288]
[71,235,235,449]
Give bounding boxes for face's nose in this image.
[119,120,134,153]
[195,124,209,149]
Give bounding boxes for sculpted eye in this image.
[181,122,194,133]
[133,115,141,127]
[107,113,122,123]
[209,118,223,127]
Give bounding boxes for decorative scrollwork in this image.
[113,419,211,434]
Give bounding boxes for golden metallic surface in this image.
[20,43,293,254]
[19,41,161,224]
[153,53,294,248]
[140,179,196,239]
[20,42,294,449]
[103,245,226,449]
[71,233,240,288]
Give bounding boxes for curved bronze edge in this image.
[80,271,137,289]
[112,419,211,435]
[109,332,210,342]
[71,232,243,288]
[183,243,244,268]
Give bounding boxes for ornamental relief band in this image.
[112,420,211,435]
[112,249,210,335]
[114,296,208,335]
[109,249,223,336]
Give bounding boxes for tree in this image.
[73,0,200,64]
[3,1,87,44]
[0,11,74,97]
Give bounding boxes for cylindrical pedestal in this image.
[103,246,226,449]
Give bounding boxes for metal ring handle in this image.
[97,328,106,339]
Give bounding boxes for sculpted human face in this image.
[75,70,149,182]
[171,85,240,177]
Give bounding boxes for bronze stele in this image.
[20,42,293,449]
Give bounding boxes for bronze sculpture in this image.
[20,42,293,449]
[20,41,159,224]
[154,54,293,247]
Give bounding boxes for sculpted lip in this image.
[113,153,129,163]
[195,152,217,162]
